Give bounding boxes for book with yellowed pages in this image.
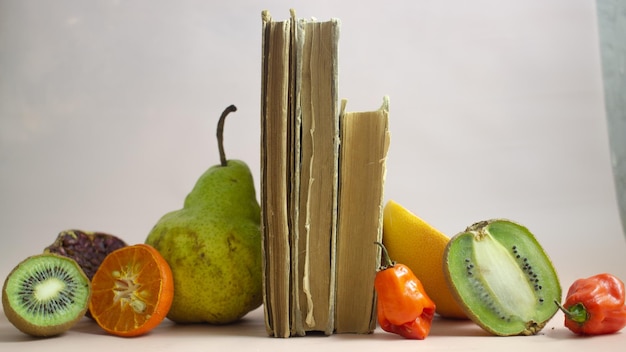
[260,10,291,338]
[334,97,390,334]
[291,14,340,337]
[260,9,389,337]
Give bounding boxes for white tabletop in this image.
[2,305,626,352]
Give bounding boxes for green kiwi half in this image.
[2,253,91,337]
[443,219,561,336]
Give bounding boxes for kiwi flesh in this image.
[2,253,91,337]
[443,219,561,336]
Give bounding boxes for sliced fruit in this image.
[443,219,561,336]
[2,253,91,337]
[89,244,174,337]
[44,229,127,280]
[382,200,466,318]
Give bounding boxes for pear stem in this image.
[217,105,237,167]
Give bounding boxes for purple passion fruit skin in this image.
[44,229,127,280]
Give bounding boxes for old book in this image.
[334,97,391,334]
[291,15,341,337]
[260,10,292,338]
[288,11,305,337]
[261,9,340,337]
[261,9,387,337]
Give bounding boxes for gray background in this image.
[1,0,625,288]
[598,0,626,238]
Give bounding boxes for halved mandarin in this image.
[89,243,174,337]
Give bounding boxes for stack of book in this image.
[260,9,390,337]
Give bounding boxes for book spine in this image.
[260,11,292,338]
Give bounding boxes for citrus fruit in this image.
[89,244,174,337]
[382,200,466,319]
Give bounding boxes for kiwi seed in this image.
[2,253,91,337]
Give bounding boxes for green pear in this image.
[145,105,262,324]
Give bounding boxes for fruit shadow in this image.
[69,315,270,338]
[0,326,61,343]
[152,315,269,338]
[428,317,492,337]
[158,316,491,339]
[0,316,101,343]
[64,314,491,340]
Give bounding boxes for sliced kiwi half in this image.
[2,253,91,337]
[443,219,561,336]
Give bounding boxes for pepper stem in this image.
[374,242,395,270]
[554,300,588,324]
[217,105,237,167]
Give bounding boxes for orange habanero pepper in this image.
[555,273,626,335]
[373,242,436,339]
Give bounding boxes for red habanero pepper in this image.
[373,242,436,339]
[555,273,626,335]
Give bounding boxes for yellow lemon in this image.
[382,200,467,319]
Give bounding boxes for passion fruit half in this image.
[44,229,127,280]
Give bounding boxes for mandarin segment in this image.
[89,244,173,337]
[382,200,466,319]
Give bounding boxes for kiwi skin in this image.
[2,253,91,337]
[443,219,561,336]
